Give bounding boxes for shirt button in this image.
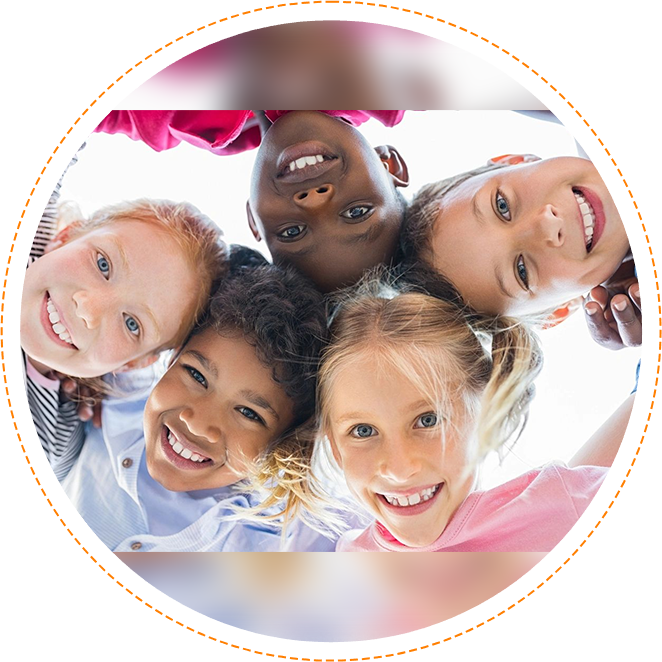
[122,458,133,469]
[131,541,142,551]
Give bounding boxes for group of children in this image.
[21,110,639,553]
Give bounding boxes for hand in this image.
[60,378,103,427]
[584,280,641,350]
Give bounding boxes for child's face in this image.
[248,111,409,292]
[143,329,295,492]
[327,355,476,548]
[21,221,197,378]
[429,157,630,315]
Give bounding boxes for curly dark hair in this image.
[194,246,328,427]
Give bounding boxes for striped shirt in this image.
[24,150,85,481]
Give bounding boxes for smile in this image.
[160,425,214,471]
[380,484,441,507]
[573,189,595,252]
[42,293,78,349]
[286,154,326,172]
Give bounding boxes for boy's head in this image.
[401,156,630,316]
[143,248,328,492]
[247,110,409,292]
[21,199,227,379]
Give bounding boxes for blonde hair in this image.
[57,199,228,397]
[319,272,543,463]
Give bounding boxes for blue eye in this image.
[277,225,306,241]
[516,255,529,289]
[351,424,376,439]
[341,205,373,221]
[237,406,265,425]
[416,413,438,429]
[495,191,511,221]
[124,315,140,336]
[96,253,110,277]
[183,364,207,387]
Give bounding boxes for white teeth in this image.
[574,191,596,250]
[46,297,74,344]
[382,485,440,507]
[286,155,326,172]
[166,429,208,462]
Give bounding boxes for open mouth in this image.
[275,140,339,183]
[42,293,77,348]
[378,483,443,516]
[573,187,605,253]
[160,425,213,471]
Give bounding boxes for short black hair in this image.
[194,246,328,426]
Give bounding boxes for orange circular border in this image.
[0,0,662,662]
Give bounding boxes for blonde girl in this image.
[318,273,630,551]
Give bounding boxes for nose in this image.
[178,407,223,445]
[378,437,422,484]
[292,184,335,210]
[533,204,565,248]
[72,289,106,329]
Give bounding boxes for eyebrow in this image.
[239,389,280,422]
[282,243,317,258]
[109,236,130,273]
[341,219,386,246]
[471,192,486,227]
[184,350,218,378]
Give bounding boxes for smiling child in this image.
[318,274,631,552]
[62,249,334,551]
[23,155,227,480]
[400,156,631,317]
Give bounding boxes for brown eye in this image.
[341,205,373,221]
[277,225,306,241]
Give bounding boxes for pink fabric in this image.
[337,464,607,552]
[25,359,60,390]
[94,110,407,156]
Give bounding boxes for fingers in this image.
[584,299,622,350]
[628,282,641,311]
[588,285,610,309]
[611,294,642,348]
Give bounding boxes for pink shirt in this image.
[94,110,406,156]
[337,464,607,552]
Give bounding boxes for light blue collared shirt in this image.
[62,367,337,552]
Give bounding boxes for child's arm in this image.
[568,393,635,468]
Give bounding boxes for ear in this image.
[246,201,262,242]
[374,145,410,188]
[487,153,541,166]
[115,353,160,373]
[541,296,583,329]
